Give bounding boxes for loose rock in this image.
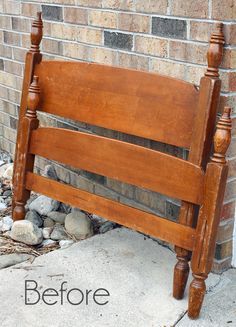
[99,221,116,234]
[42,227,53,239]
[47,211,66,224]
[43,217,55,228]
[3,163,14,180]
[50,224,70,241]
[59,239,74,249]
[11,220,43,245]
[0,202,7,211]
[25,210,43,227]
[0,163,13,178]
[65,211,93,240]
[39,239,57,247]
[29,195,60,216]
[0,216,13,232]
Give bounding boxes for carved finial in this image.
[205,23,225,78]
[211,107,232,164]
[26,76,40,118]
[30,12,43,54]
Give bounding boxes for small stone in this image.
[50,224,70,241]
[99,221,116,234]
[59,239,74,249]
[42,165,58,181]
[47,211,66,224]
[58,202,71,214]
[29,195,60,216]
[25,210,43,227]
[65,211,93,240]
[1,216,13,232]
[39,239,57,247]
[11,220,43,245]
[42,227,53,239]
[3,163,14,179]
[0,163,13,178]
[0,253,33,269]
[3,190,12,197]
[0,202,7,211]
[43,217,55,228]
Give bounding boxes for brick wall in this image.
[0,0,235,272]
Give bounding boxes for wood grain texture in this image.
[29,127,204,204]
[12,12,43,213]
[173,23,225,303]
[34,61,199,148]
[25,172,196,251]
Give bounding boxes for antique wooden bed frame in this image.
[12,13,231,319]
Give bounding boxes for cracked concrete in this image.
[0,228,235,327]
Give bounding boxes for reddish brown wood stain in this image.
[12,16,231,320]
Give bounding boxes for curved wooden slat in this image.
[26,172,196,251]
[29,127,204,204]
[34,61,199,148]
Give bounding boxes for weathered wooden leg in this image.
[188,273,207,318]
[13,76,40,221]
[12,12,43,214]
[173,203,195,299]
[188,107,231,319]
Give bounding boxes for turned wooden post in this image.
[13,76,40,221]
[12,12,43,214]
[188,107,231,319]
[173,23,225,300]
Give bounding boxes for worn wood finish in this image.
[188,107,231,319]
[13,76,40,220]
[25,172,196,251]
[173,23,225,301]
[13,14,230,320]
[29,127,204,204]
[34,60,198,148]
[12,12,43,212]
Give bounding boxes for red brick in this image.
[220,201,236,221]
[224,24,236,46]
[64,7,88,25]
[171,0,208,18]
[169,41,207,65]
[118,13,150,33]
[212,0,236,20]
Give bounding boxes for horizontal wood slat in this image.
[26,172,196,250]
[29,127,204,204]
[34,61,199,148]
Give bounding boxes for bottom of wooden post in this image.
[13,201,26,221]
[188,274,206,319]
[173,257,190,299]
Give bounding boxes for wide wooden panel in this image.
[26,172,196,250]
[34,61,199,148]
[29,127,204,204]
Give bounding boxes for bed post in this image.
[12,12,43,214]
[173,23,225,300]
[13,76,40,221]
[188,107,231,318]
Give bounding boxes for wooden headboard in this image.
[12,13,231,319]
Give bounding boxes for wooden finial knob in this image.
[30,12,43,53]
[211,107,232,164]
[205,23,225,78]
[27,76,40,118]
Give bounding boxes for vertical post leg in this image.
[13,76,40,221]
[188,107,231,319]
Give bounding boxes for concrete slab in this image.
[0,228,235,327]
[177,268,236,327]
